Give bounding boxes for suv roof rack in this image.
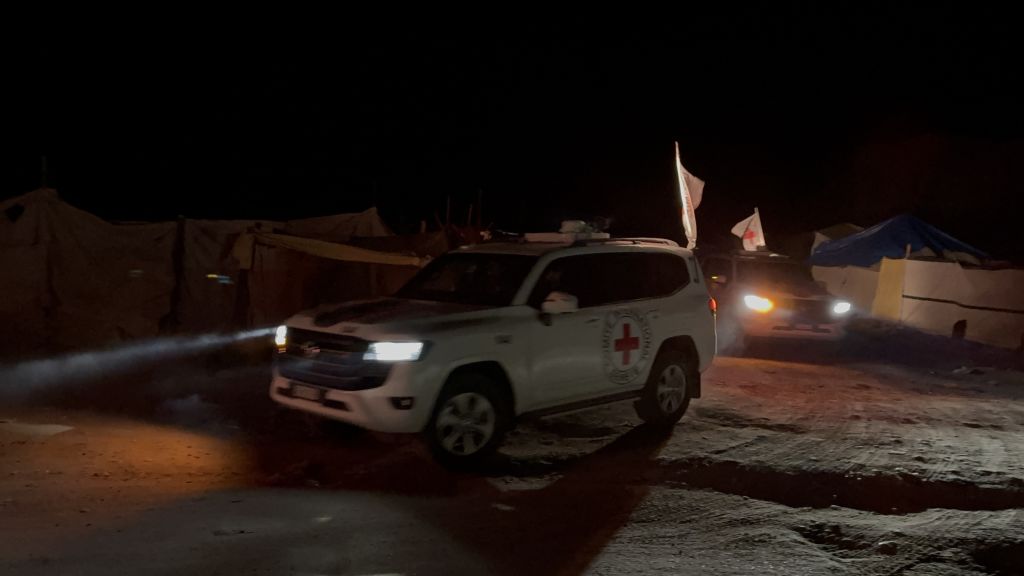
[570,237,679,248]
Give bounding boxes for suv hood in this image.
[290,298,490,331]
[737,280,831,299]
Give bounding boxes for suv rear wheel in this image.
[426,372,508,467]
[635,347,694,427]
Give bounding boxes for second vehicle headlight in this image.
[833,301,852,315]
[743,294,775,313]
[363,341,425,362]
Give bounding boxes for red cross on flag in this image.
[731,207,767,251]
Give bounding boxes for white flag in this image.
[675,142,705,249]
[731,207,766,251]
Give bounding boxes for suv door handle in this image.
[585,317,600,324]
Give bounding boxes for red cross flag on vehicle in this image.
[675,141,705,249]
[731,207,767,251]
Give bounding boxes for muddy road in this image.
[2,333,1023,575]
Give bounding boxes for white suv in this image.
[270,236,717,465]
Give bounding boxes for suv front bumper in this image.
[269,362,439,433]
[740,314,846,340]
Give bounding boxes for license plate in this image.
[291,384,322,402]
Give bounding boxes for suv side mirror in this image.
[541,291,578,315]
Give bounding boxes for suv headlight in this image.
[363,341,425,362]
[274,325,288,349]
[833,301,852,315]
[743,294,774,313]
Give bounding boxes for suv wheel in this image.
[426,372,508,467]
[635,347,693,427]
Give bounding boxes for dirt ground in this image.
[1,327,1023,575]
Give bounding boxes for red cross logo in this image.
[614,322,640,365]
[743,229,756,240]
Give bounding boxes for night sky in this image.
[5,6,1023,260]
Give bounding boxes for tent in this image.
[1,190,440,356]
[809,214,988,268]
[810,222,864,253]
[230,230,444,327]
[1,189,177,354]
[871,258,1024,350]
[176,209,401,333]
[808,215,1021,349]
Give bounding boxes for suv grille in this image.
[781,298,834,324]
[277,328,390,390]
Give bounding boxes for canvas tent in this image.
[809,215,1022,350]
[809,214,988,268]
[176,208,403,333]
[230,229,442,327]
[811,222,864,253]
[1,189,440,355]
[870,258,1024,349]
[1,189,177,354]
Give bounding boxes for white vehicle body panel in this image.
[271,240,716,433]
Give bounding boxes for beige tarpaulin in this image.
[246,246,383,326]
[348,231,449,295]
[348,230,450,259]
[1,189,426,350]
[0,189,176,352]
[284,207,393,243]
[871,258,907,321]
[176,209,394,332]
[230,230,429,326]
[900,260,1024,349]
[811,265,880,312]
[1,191,54,353]
[177,219,275,333]
[233,232,427,269]
[42,194,177,348]
[0,245,48,354]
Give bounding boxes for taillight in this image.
[709,297,717,316]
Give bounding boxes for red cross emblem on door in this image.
[614,323,640,365]
[602,310,651,384]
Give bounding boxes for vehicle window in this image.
[701,257,732,281]
[528,255,604,308]
[529,252,690,308]
[395,253,537,306]
[646,253,691,296]
[735,259,813,286]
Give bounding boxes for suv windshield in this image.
[736,259,814,286]
[395,252,538,306]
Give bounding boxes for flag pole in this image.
[754,207,761,250]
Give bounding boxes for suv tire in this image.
[635,346,694,427]
[426,371,509,467]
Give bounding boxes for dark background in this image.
[4,5,1022,259]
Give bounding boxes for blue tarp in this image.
[809,214,988,267]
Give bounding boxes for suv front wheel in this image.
[635,347,694,427]
[426,372,508,467]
